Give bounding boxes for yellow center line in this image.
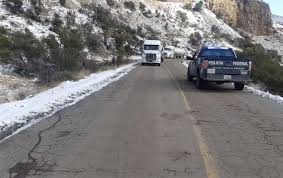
[163,63,220,178]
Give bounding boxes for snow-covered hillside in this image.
[0,0,243,103]
[0,0,241,49]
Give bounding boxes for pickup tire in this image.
[234,82,245,90]
[196,71,206,89]
[187,69,193,82]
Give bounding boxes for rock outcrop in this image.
[151,0,273,35]
[207,0,273,35]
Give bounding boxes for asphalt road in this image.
[1,59,283,178]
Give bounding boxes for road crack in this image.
[9,112,63,178]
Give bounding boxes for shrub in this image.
[193,1,203,12]
[59,0,66,6]
[4,0,23,13]
[9,30,48,76]
[236,38,283,95]
[177,11,187,23]
[0,34,12,63]
[124,1,135,11]
[0,27,7,34]
[66,11,76,27]
[106,0,115,7]
[211,25,220,34]
[50,13,63,32]
[142,10,153,18]
[189,32,202,46]
[90,4,116,30]
[24,8,40,21]
[183,3,192,10]
[85,33,103,52]
[139,2,146,12]
[57,28,83,71]
[30,0,42,15]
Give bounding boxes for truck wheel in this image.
[187,69,193,82]
[234,82,245,90]
[196,72,205,89]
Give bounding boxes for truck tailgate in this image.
[207,58,250,75]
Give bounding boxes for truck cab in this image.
[142,40,163,66]
[187,46,252,90]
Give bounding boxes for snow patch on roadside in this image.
[182,60,190,68]
[245,85,283,104]
[0,63,137,140]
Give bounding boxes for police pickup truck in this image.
[187,46,252,90]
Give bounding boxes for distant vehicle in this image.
[187,46,252,90]
[163,46,175,58]
[174,47,189,59]
[142,40,163,66]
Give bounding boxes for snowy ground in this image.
[181,61,283,104]
[0,62,138,141]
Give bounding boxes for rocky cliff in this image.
[154,0,273,35]
[206,0,273,35]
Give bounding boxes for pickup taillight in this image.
[249,61,252,72]
[202,60,209,69]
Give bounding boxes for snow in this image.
[0,63,137,133]
[0,65,14,75]
[182,60,190,68]
[180,61,283,104]
[245,85,283,104]
[0,13,56,39]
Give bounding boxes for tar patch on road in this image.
[160,112,181,120]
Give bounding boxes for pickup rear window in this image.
[199,49,235,58]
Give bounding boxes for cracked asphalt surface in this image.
[1,60,283,178]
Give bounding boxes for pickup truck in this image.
[187,46,252,90]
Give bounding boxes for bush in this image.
[85,33,103,52]
[189,32,202,47]
[139,2,146,12]
[66,11,76,27]
[57,28,83,71]
[142,10,153,18]
[50,13,63,32]
[106,0,115,7]
[0,34,12,63]
[8,30,48,76]
[3,0,23,13]
[90,4,116,30]
[59,0,66,6]
[24,8,40,22]
[236,38,283,95]
[124,1,135,11]
[30,0,42,15]
[193,1,203,12]
[211,25,220,34]
[183,3,192,10]
[177,11,187,23]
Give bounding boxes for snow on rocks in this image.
[0,63,138,140]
